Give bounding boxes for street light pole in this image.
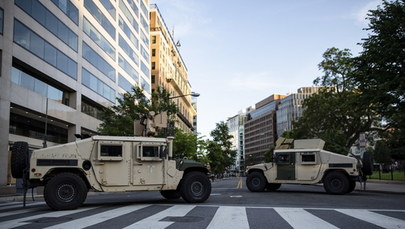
[169,92,200,99]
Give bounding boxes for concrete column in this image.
[0,0,15,185]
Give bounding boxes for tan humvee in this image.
[246,138,364,194]
[11,136,211,210]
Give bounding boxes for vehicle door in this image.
[275,152,295,180]
[94,140,130,186]
[296,151,321,181]
[132,142,165,185]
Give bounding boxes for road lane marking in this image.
[275,207,339,229]
[123,205,196,229]
[236,177,243,189]
[207,206,249,229]
[337,209,405,229]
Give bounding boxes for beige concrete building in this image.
[149,4,197,133]
[0,0,151,185]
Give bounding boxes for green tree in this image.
[291,48,380,154]
[373,140,391,164]
[98,86,177,136]
[173,129,197,159]
[206,122,236,175]
[353,0,405,159]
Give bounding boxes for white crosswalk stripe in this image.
[275,207,339,229]
[0,206,96,228]
[123,205,196,229]
[207,206,249,229]
[0,203,405,229]
[337,209,405,229]
[44,204,150,229]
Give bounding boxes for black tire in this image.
[246,171,267,192]
[11,142,29,179]
[180,171,211,203]
[323,171,350,195]
[361,151,373,176]
[160,190,181,200]
[347,179,356,193]
[266,183,281,191]
[44,173,88,210]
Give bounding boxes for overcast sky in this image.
[150,0,383,138]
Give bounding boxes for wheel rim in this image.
[190,181,203,197]
[331,178,343,190]
[252,177,261,187]
[57,184,76,202]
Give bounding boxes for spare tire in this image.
[11,141,29,178]
[361,151,373,176]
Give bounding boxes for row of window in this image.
[11,67,70,106]
[119,35,140,67]
[10,112,68,144]
[15,0,78,51]
[13,19,148,103]
[13,20,78,79]
[118,73,134,93]
[82,68,116,102]
[118,53,139,82]
[100,0,116,20]
[82,97,104,120]
[11,65,107,121]
[82,42,115,82]
[119,16,140,49]
[51,0,78,25]
[84,0,116,40]
[119,0,139,34]
[83,17,116,61]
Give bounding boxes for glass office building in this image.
[0,0,150,185]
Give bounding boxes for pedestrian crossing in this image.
[0,201,404,229]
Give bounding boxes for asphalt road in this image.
[0,177,404,228]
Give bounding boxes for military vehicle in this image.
[11,135,211,210]
[246,138,372,194]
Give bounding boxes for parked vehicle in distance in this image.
[246,138,372,194]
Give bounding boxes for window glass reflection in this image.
[83,17,115,60]
[84,0,115,39]
[11,67,69,105]
[13,20,77,79]
[15,0,78,51]
[82,68,116,102]
[82,42,115,81]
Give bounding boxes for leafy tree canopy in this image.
[206,122,236,175]
[291,0,404,157]
[98,86,177,136]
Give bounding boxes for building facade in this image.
[244,94,286,165]
[276,87,323,137]
[0,0,151,185]
[226,108,251,174]
[149,5,196,133]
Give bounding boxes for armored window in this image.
[276,154,290,164]
[100,145,122,157]
[300,152,317,165]
[142,146,159,157]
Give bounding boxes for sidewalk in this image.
[0,179,403,202]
